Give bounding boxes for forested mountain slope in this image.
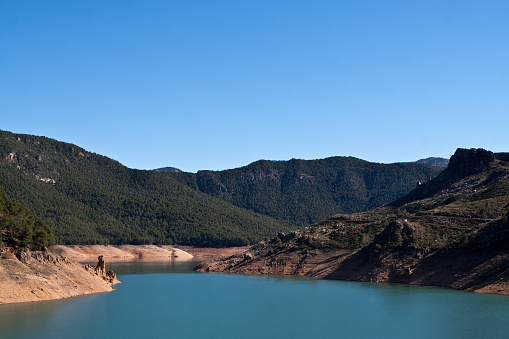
[0,130,289,246]
[169,157,443,225]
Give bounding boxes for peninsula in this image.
[0,249,119,304]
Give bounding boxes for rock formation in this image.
[0,249,119,304]
[95,255,105,275]
[105,270,117,284]
[84,254,118,286]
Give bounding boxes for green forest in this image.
[0,130,443,247]
[0,130,289,246]
[0,185,54,251]
[169,157,443,225]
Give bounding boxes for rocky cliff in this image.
[0,249,119,304]
[196,148,509,296]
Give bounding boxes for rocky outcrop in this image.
[390,148,509,206]
[83,255,120,286]
[0,249,119,304]
[95,255,105,275]
[447,148,498,176]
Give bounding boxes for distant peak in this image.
[415,157,449,167]
[152,167,182,173]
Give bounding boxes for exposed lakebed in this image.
[1,261,508,339]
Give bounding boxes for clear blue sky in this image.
[1,1,508,172]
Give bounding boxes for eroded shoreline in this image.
[52,244,250,262]
[0,245,248,305]
[0,249,119,305]
[195,246,509,297]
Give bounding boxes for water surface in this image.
[1,261,508,339]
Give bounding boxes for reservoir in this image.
[1,261,508,339]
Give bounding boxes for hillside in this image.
[0,185,54,251]
[196,149,509,296]
[0,130,290,246]
[0,249,118,304]
[168,157,442,226]
[1,181,116,305]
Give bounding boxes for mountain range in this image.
[168,157,443,226]
[0,129,442,247]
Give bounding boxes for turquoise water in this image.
[1,261,509,339]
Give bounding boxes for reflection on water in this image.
[106,260,201,276]
[1,262,508,339]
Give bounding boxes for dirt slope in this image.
[0,250,118,305]
[52,245,194,262]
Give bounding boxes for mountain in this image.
[0,129,444,248]
[153,167,182,173]
[196,149,509,295]
[415,157,449,167]
[0,130,290,246]
[168,157,443,226]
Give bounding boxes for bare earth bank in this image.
[52,244,194,262]
[0,250,119,305]
[52,245,249,262]
[1,245,247,305]
[196,246,509,297]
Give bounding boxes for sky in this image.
[1,1,508,173]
